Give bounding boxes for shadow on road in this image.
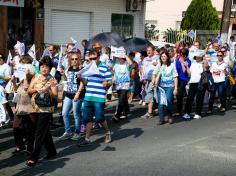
[12,158,69,176]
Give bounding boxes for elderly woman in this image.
[11,54,36,155]
[27,56,58,167]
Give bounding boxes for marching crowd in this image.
[0,36,236,167]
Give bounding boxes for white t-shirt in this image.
[189,62,203,83]
[210,62,227,83]
[141,55,159,80]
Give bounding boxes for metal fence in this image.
[159,29,221,47]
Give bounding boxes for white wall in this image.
[44,0,145,46]
[145,0,223,32]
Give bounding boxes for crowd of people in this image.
[0,35,236,167]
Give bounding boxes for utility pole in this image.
[220,0,232,43]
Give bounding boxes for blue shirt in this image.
[175,58,191,82]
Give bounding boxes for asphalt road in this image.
[0,100,236,176]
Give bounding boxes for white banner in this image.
[0,0,24,7]
[111,46,126,58]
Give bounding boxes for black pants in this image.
[6,93,14,120]
[176,79,188,114]
[184,83,198,114]
[13,114,36,152]
[29,113,56,162]
[195,85,213,115]
[115,90,129,118]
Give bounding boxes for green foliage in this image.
[145,23,158,40]
[163,28,194,44]
[181,0,220,30]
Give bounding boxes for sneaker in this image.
[182,113,191,120]
[142,102,146,106]
[128,98,133,103]
[80,125,86,133]
[157,119,165,125]
[219,108,226,112]
[120,115,127,119]
[93,122,100,129]
[139,100,143,105]
[168,116,174,124]
[104,132,112,143]
[71,133,81,141]
[141,112,153,119]
[193,114,202,119]
[78,138,92,147]
[58,132,73,141]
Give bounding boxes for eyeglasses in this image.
[48,50,53,52]
[217,55,223,57]
[71,58,78,61]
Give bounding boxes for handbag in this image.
[34,92,53,107]
[34,75,53,107]
[228,73,235,85]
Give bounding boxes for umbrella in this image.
[124,37,154,52]
[87,32,125,49]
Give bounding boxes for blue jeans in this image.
[208,81,226,110]
[62,96,83,134]
[157,87,174,121]
[83,100,105,123]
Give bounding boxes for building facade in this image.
[0,0,146,55]
[145,0,225,32]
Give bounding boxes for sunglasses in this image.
[85,59,90,62]
[71,58,78,61]
[217,55,223,57]
[90,57,97,60]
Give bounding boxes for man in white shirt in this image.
[140,46,158,118]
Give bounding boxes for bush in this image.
[181,0,220,30]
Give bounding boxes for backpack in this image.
[198,70,214,91]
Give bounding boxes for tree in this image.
[145,23,158,40]
[181,0,220,30]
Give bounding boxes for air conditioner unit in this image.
[126,0,142,11]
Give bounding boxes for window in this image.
[176,21,181,30]
[111,14,134,39]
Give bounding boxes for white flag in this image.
[70,37,77,44]
[158,87,168,106]
[41,47,51,58]
[6,51,12,65]
[28,44,39,66]
[28,44,36,60]
[78,61,100,78]
[57,45,64,71]
[187,30,195,40]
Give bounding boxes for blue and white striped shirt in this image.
[84,63,112,103]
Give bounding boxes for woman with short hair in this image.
[27,56,58,166]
